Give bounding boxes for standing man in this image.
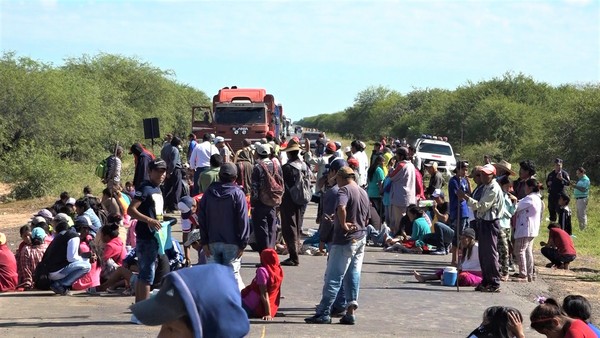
[198,163,249,290]
[546,158,570,222]
[164,137,183,212]
[105,146,123,194]
[187,133,197,162]
[424,162,444,198]
[190,133,218,195]
[351,141,369,188]
[448,160,470,265]
[280,138,310,266]
[513,160,536,200]
[130,143,154,189]
[251,143,281,252]
[127,158,167,322]
[388,147,416,234]
[305,167,370,325]
[458,164,504,293]
[572,167,590,230]
[214,136,232,163]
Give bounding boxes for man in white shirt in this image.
[352,140,369,188]
[190,133,219,195]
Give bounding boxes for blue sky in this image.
[1,0,598,122]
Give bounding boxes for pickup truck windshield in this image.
[419,143,453,156]
[215,107,265,124]
[303,133,320,140]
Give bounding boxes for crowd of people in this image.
[0,130,595,337]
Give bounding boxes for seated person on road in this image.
[530,298,597,337]
[385,205,430,253]
[413,228,482,286]
[467,306,525,338]
[241,248,283,321]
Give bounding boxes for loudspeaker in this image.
[143,118,160,139]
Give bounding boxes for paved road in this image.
[0,203,546,337]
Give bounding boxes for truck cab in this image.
[191,87,282,151]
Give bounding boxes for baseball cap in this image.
[255,143,271,156]
[75,215,92,228]
[31,216,47,226]
[325,158,348,172]
[183,229,201,247]
[266,130,275,138]
[177,196,194,217]
[347,158,359,168]
[554,158,563,164]
[219,162,238,179]
[344,146,352,153]
[462,228,476,239]
[0,232,6,245]
[480,164,497,176]
[336,167,356,179]
[326,141,336,152]
[214,136,225,144]
[149,158,167,170]
[53,213,74,227]
[31,227,46,241]
[66,197,76,206]
[34,209,53,219]
[432,189,444,198]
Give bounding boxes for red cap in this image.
[347,158,359,168]
[326,142,336,152]
[266,131,275,138]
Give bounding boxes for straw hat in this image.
[492,160,516,176]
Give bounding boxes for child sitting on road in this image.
[530,298,596,337]
[467,306,524,338]
[241,249,283,321]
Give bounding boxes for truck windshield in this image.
[419,143,453,156]
[215,107,266,125]
[303,133,320,140]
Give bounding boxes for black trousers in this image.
[548,193,560,222]
[280,198,305,263]
[252,203,278,252]
[541,247,576,266]
[476,219,501,288]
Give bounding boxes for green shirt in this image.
[574,175,590,199]
[199,167,220,193]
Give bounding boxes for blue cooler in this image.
[442,267,458,286]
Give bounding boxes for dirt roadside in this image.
[1,182,600,323]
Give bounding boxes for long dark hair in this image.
[530,298,564,332]
[367,156,384,182]
[526,178,542,193]
[478,306,523,338]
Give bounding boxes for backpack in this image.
[95,155,113,179]
[284,161,312,206]
[258,160,284,207]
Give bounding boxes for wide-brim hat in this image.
[492,160,516,176]
[283,138,301,152]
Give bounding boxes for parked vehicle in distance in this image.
[302,131,321,149]
[294,125,303,135]
[413,135,457,176]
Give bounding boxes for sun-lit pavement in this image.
[0,203,545,338]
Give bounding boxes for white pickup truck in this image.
[414,137,457,176]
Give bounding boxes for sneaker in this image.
[481,285,501,293]
[330,308,346,317]
[50,282,65,295]
[339,314,356,325]
[86,287,99,295]
[304,315,332,324]
[131,314,142,325]
[430,249,446,255]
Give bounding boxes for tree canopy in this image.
[0,52,210,198]
[297,73,600,180]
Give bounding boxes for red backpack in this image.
[258,160,284,207]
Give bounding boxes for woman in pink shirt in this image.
[100,221,126,279]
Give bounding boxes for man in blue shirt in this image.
[448,160,470,265]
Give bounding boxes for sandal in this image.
[510,277,528,282]
[481,285,501,293]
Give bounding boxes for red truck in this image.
[191,87,284,151]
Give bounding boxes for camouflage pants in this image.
[497,227,510,276]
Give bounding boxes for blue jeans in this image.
[316,237,366,317]
[366,224,391,246]
[49,260,91,288]
[136,238,158,285]
[422,222,454,249]
[207,242,244,289]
